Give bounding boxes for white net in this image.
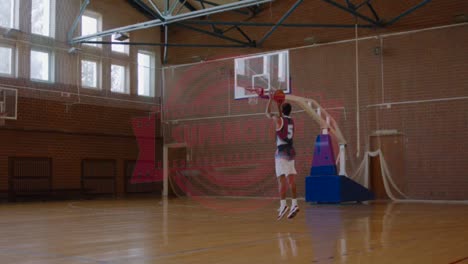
[248,96,258,105]
[162,23,468,203]
[351,150,409,200]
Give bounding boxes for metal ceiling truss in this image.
[68,0,90,41]
[181,20,374,28]
[68,0,433,54]
[257,0,303,46]
[174,23,253,46]
[147,1,166,19]
[191,0,252,16]
[79,40,245,48]
[321,0,432,27]
[128,0,165,20]
[68,0,273,44]
[178,0,197,12]
[384,0,433,26]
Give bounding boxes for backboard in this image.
[234,50,290,100]
[0,87,18,120]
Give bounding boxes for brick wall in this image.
[0,97,156,197]
[1,0,466,200]
[0,0,161,199]
[163,24,468,200]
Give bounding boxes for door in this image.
[370,134,406,200]
[167,147,187,197]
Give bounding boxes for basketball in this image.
[273,89,286,104]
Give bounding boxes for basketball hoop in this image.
[245,86,266,105]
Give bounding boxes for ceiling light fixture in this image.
[114,32,129,41]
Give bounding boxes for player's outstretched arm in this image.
[266,92,283,130]
[277,101,283,118]
[265,95,275,119]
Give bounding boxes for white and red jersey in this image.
[275,116,296,160]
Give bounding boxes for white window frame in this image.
[80,58,101,89]
[0,0,19,29]
[30,48,54,83]
[137,51,156,97]
[112,33,130,55]
[30,0,56,38]
[81,11,102,48]
[0,43,15,77]
[110,62,129,94]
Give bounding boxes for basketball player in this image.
[266,92,299,220]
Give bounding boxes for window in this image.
[137,52,155,97]
[81,59,99,88]
[112,34,129,54]
[0,46,13,76]
[111,64,128,93]
[0,0,17,29]
[81,11,101,47]
[31,0,55,37]
[30,49,53,82]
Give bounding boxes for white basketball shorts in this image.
[275,158,297,177]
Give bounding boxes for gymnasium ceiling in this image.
[73,0,467,62]
[122,0,467,45]
[136,0,246,15]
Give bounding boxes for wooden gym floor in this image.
[0,198,467,264]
